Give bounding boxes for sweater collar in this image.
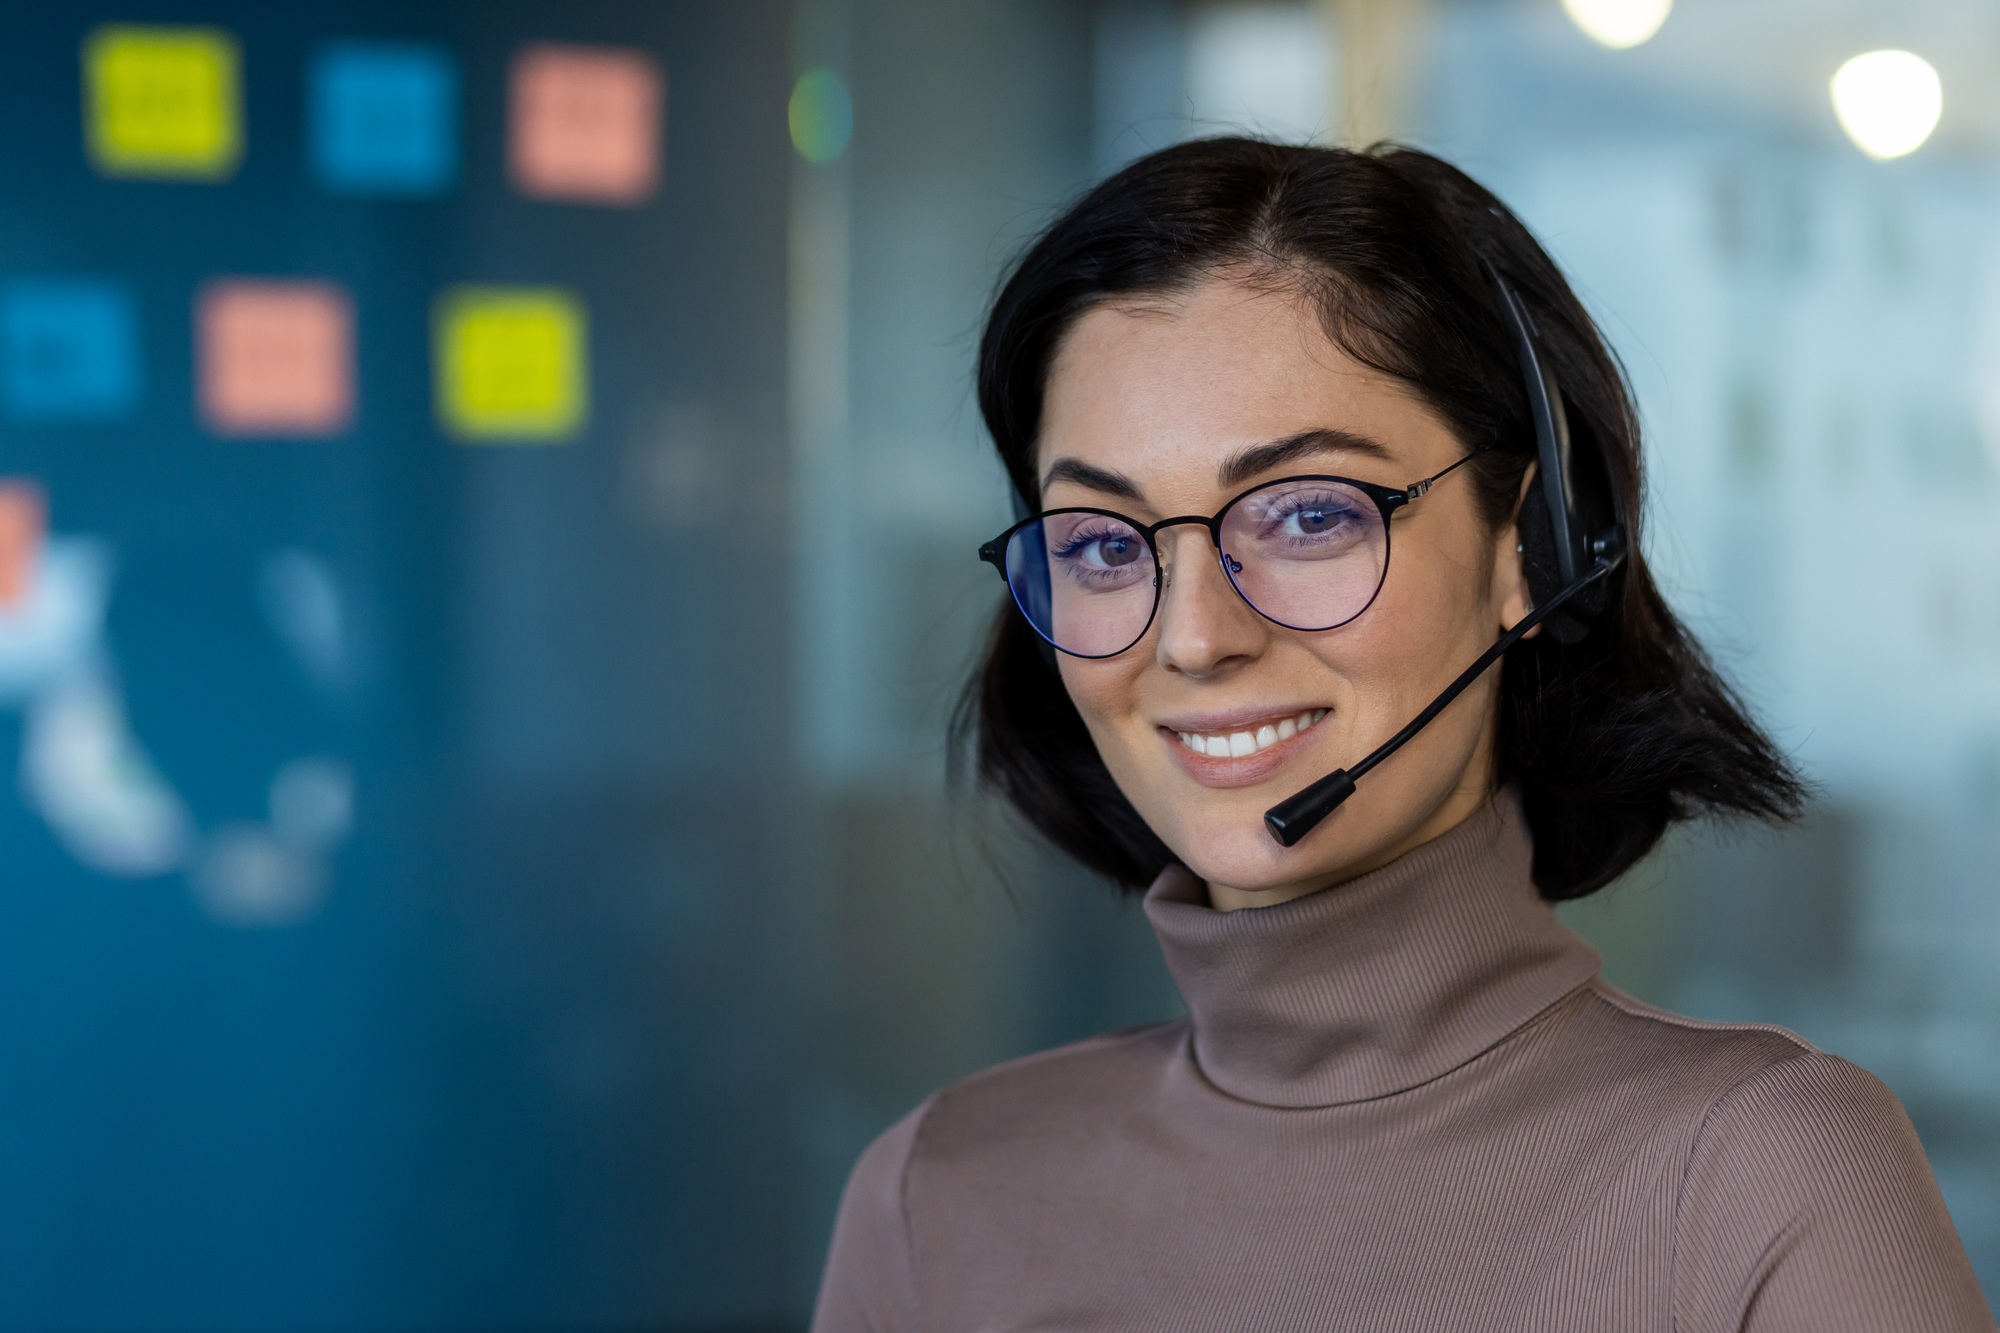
[1143,792,1600,1109]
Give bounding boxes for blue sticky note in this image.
[310,42,458,195]
[2,280,141,421]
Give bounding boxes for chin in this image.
[1146,772,1450,896]
[1160,807,1335,893]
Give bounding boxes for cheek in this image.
[1317,590,1431,689]
[1056,656,1154,767]
[1327,540,1497,709]
[1057,655,1140,727]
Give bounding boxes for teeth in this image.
[1175,709,1325,759]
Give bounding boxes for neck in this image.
[1146,788,1601,1107]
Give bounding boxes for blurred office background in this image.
[0,0,1993,1326]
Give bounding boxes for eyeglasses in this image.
[978,452,1485,659]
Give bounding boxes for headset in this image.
[1262,266,1626,847]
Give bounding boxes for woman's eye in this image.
[1274,499,1358,535]
[1053,525,1147,571]
[1075,534,1142,567]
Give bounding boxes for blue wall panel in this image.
[0,3,794,1328]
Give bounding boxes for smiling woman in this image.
[966,144,1805,910]
[811,140,1995,1330]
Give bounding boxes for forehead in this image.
[1038,276,1456,499]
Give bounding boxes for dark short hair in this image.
[958,138,1806,901]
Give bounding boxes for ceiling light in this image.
[1560,0,1672,50]
[1831,50,1942,160]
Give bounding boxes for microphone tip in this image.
[1262,769,1357,847]
[1264,810,1302,848]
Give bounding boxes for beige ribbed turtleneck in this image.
[812,795,1994,1331]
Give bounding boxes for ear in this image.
[1494,462,1538,637]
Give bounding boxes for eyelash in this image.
[1054,526,1116,556]
[1260,493,1363,529]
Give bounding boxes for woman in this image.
[812,140,1993,1330]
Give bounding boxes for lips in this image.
[1171,708,1327,758]
[1155,706,1333,789]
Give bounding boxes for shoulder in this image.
[1589,1006,1995,1330]
[814,1100,927,1331]
[1567,985,1918,1175]
[832,1020,1185,1217]
[915,1020,1186,1156]
[1676,1049,1992,1329]
[1559,989,1989,1328]
[1512,981,1831,1125]
[844,1020,1184,1195]
[1679,1042,1934,1215]
[1572,980,1818,1074]
[812,1023,1185,1330]
[1566,985,1928,1196]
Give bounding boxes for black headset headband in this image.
[1483,264,1618,643]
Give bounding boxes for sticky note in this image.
[0,481,46,608]
[84,25,242,180]
[198,281,354,437]
[434,287,587,441]
[2,280,141,422]
[508,45,661,204]
[311,41,459,195]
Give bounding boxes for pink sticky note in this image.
[198,281,353,436]
[509,44,661,204]
[0,480,46,607]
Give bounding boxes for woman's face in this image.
[1038,275,1532,909]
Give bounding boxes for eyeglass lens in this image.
[1002,478,1390,657]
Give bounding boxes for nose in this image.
[1154,525,1268,679]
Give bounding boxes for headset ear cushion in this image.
[1515,481,1593,644]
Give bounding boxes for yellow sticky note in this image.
[85,25,242,180]
[435,288,587,442]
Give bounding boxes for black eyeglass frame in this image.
[978,448,1489,659]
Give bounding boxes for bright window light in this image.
[1830,50,1942,160]
[1560,0,1672,50]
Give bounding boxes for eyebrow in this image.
[1040,457,1145,500]
[1038,427,1396,505]
[1217,429,1395,489]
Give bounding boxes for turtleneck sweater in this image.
[811,796,1994,1331]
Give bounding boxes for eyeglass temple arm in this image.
[1401,443,1493,503]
